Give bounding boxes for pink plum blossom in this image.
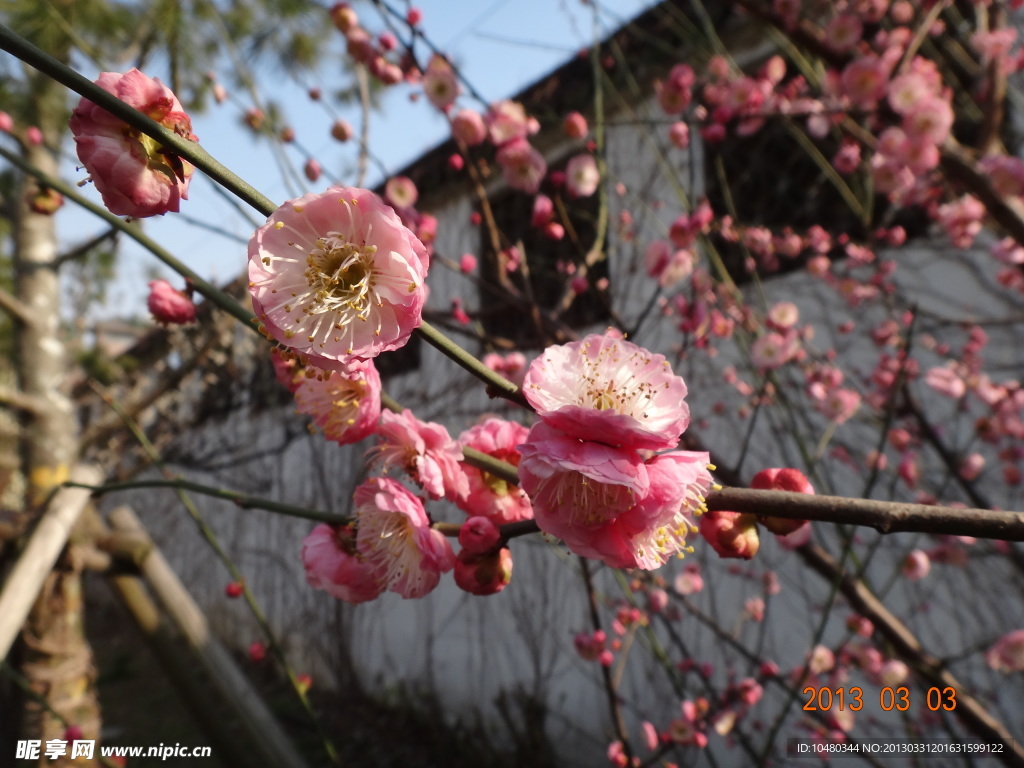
[495,138,547,194]
[668,121,690,149]
[422,55,459,111]
[667,700,708,747]
[451,109,487,145]
[523,331,691,451]
[519,423,711,569]
[371,409,468,501]
[985,630,1024,672]
[485,100,533,146]
[248,187,428,368]
[293,359,381,445]
[459,253,477,273]
[301,523,383,603]
[566,154,600,198]
[385,175,418,209]
[147,279,197,325]
[69,68,197,218]
[353,477,455,599]
[518,422,650,550]
[925,365,967,399]
[674,564,704,594]
[808,645,835,675]
[455,418,533,524]
[902,548,931,580]
[751,332,796,370]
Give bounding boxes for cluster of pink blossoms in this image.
[302,409,532,601]
[302,478,456,602]
[518,331,714,570]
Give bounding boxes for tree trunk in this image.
[11,66,102,767]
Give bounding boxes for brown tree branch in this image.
[0,285,32,324]
[0,386,46,415]
[705,487,1023,541]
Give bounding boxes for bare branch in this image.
[0,285,32,324]
[0,386,46,415]
[706,487,1023,541]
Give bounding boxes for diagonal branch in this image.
[0,285,32,324]
[0,386,46,415]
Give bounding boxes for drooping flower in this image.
[248,187,428,368]
[147,279,197,325]
[69,68,197,218]
[293,358,381,445]
[370,409,469,500]
[353,477,455,598]
[301,522,384,603]
[455,417,533,524]
[523,331,690,451]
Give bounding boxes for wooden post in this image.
[102,506,312,768]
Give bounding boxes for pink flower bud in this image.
[330,2,358,33]
[459,516,502,554]
[563,111,588,138]
[454,547,512,596]
[331,119,354,142]
[0,111,13,132]
[147,279,197,325]
[699,510,760,559]
[459,253,477,273]
[452,109,487,146]
[669,121,690,149]
[407,7,422,25]
[303,158,322,182]
[249,642,267,662]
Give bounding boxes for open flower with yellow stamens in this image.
[248,187,428,369]
[523,330,690,451]
[293,358,381,445]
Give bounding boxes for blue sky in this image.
[64,0,656,320]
